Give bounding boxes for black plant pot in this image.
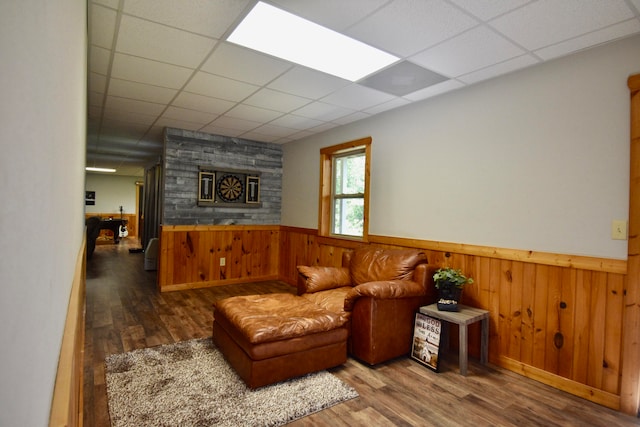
[437,285,462,311]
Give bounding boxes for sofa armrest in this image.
[343,280,425,311]
[296,266,351,295]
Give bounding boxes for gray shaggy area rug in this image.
[105,337,358,427]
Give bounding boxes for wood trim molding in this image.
[161,224,279,232]
[620,73,640,416]
[279,226,626,274]
[49,235,86,427]
[498,356,620,410]
[369,234,626,274]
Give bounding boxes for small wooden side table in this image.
[419,304,489,376]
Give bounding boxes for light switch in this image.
[220,257,226,266]
[611,220,628,240]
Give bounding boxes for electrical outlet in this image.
[220,257,226,266]
[612,220,628,240]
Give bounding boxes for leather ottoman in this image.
[213,293,349,388]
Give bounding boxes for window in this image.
[319,137,371,240]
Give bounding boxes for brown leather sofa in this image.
[297,246,436,365]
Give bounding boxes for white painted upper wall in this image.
[282,34,640,260]
[85,173,140,215]
[0,1,87,425]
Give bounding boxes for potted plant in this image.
[433,267,473,311]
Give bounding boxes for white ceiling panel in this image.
[490,0,635,50]
[89,46,111,74]
[411,26,525,77]
[224,104,283,122]
[201,42,291,85]
[108,79,177,104]
[243,88,311,112]
[209,115,262,132]
[449,0,531,21]
[86,0,640,175]
[184,72,259,101]
[123,0,251,39]
[269,114,325,130]
[458,54,539,85]
[172,92,236,115]
[534,19,640,60]
[161,106,217,125]
[292,101,356,122]
[111,54,194,89]
[267,67,350,99]
[347,0,478,56]
[321,84,395,111]
[104,96,166,116]
[116,15,217,68]
[154,117,203,132]
[90,5,117,49]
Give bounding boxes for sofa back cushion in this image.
[297,266,351,293]
[348,247,427,285]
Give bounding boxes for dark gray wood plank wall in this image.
[162,128,282,225]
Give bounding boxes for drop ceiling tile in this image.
[101,108,159,126]
[332,111,371,125]
[364,97,411,115]
[89,73,107,94]
[490,0,635,50]
[458,54,539,84]
[321,84,395,111]
[172,92,236,115]
[293,101,355,122]
[244,88,311,113]
[269,0,390,32]
[240,131,281,143]
[111,53,193,89]
[161,106,217,125]
[108,79,178,104]
[123,0,251,38]
[198,124,245,138]
[249,123,299,138]
[154,117,203,132]
[269,114,325,130]
[347,0,478,56]
[184,72,260,101]
[411,26,525,77]
[224,104,283,122]
[403,79,466,101]
[105,95,166,116]
[534,19,640,60]
[267,66,350,99]
[449,0,530,21]
[116,15,216,68]
[201,42,291,86]
[92,0,119,9]
[210,115,262,132]
[89,46,111,74]
[90,5,117,49]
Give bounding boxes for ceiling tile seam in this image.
[132,39,230,149]
[118,11,220,41]
[93,0,125,164]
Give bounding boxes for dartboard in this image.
[216,174,244,202]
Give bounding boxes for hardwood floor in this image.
[84,239,640,426]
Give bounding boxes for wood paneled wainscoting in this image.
[158,225,280,292]
[157,224,634,412]
[278,226,630,412]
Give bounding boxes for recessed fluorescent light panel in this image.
[86,167,116,173]
[227,2,399,82]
